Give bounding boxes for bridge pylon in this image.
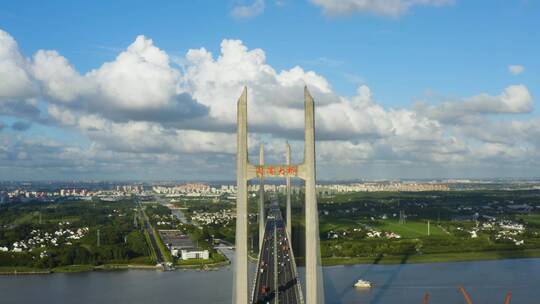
[234,87,324,304]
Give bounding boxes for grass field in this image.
[153,228,173,263]
[0,266,50,274]
[519,214,540,225]
[12,212,38,225]
[374,219,446,238]
[319,217,358,233]
[320,217,448,239]
[323,248,540,266]
[52,265,94,273]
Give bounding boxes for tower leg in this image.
[304,87,324,304]
[286,142,292,239]
[259,144,265,251]
[234,87,249,304]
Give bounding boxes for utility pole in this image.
[427,221,430,236]
[97,229,101,247]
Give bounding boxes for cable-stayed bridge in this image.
[251,199,304,304]
[234,87,324,304]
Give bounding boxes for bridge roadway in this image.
[252,200,303,304]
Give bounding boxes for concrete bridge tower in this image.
[300,87,325,304]
[234,87,324,304]
[234,87,249,304]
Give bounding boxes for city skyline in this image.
[1,1,539,180]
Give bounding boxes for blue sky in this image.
[2,1,538,104]
[0,0,539,180]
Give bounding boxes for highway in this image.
[137,202,171,269]
[252,199,303,304]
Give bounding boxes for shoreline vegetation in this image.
[322,248,540,266]
[3,190,540,276]
[2,250,540,275]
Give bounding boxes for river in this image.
[1,254,539,303]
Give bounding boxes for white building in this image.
[181,249,209,260]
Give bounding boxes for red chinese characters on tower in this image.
[256,165,297,177]
[256,166,264,177]
[287,165,297,176]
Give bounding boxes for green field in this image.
[519,214,540,225]
[0,266,50,274]
[52,265,95,273]
[323,248,540,266]
[320,217,447,239]
[319,218,358,233]
[374,219,446,238]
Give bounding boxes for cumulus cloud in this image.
[231,0,266,19]
[0,29,41,119]
[182,39,338,134]
[310,0,452,17]
[1,28,539,179]
[508,64,525,75]
[416,85,533,124]
[0,30,37,101]
[33,36,208,123]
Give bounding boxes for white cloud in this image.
[0,30,37,101]
[32,50,90,103]
[183,39,337,134]
[88,35,181,110]
[310,0,452,17]
[1,28,540,179]
[508,64,525,75]
[0,29,42,120]
[416,85,533,124]
[33,35,208,122]
[231,0,266,19]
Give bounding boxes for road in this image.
[252,199,303,304]
[138,202,167,266]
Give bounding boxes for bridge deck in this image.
[251,200,303,304]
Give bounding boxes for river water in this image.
[1,252,539,304]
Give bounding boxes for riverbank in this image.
[0,267,51,275]
[0,261,234,275]
[175,260,231,269]
[4,249,540,274]
[322,248,540,266]
[0,263,159,275]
